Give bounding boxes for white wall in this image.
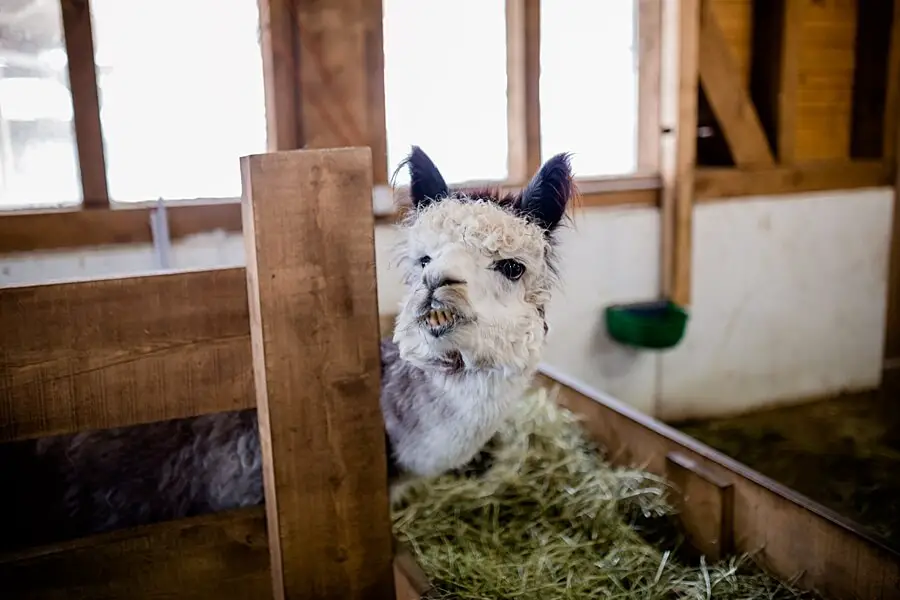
[1,186,894,421]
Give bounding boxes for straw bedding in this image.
[391,385,819,599]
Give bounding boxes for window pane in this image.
[90,0,267,202]
[541,1,637,178]
[383,0,508,186]
[0,0,81,209]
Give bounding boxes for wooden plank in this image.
[695,160,891,200]
[750,0,801,163]
[257,0,299,150]
[293,0,389,185]
[884,0,900,165]
[886,38,900,361]
[665,451,734,561]
[637,0,662,171]
[536,367,900,600]
[241,147,394,599]
[698,0,774,167]
[0,507,272,600]
[709,0,752,85]
[794,0,858,162]
[0,506,426,600]
[0,268,254,443]
[0,175,659,253]
[658,0,699,307]
[0,200,242,254]
[776,0,802,163]
[59,0,109,207]
[506,0,542,182]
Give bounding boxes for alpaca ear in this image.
[517,153,574,232]
[406,146,449,210]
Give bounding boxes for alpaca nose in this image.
[422,266,466,292]
[426,275,466,291]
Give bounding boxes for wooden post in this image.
[241,147,395,600]
[506,0,542,184]
[60,0,109,207]
[659,0,699,307]
[665,451,734,561]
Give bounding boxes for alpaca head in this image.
[391,146,575,377]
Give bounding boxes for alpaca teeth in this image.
[425,309,454,328]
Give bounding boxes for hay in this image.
[391,385,819,600]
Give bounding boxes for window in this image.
[90,0,267,202]
[383,0,509,187]
[540,0,638,178]
[0,0,81,210]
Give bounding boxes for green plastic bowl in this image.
[604,299,689,350]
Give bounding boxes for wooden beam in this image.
[293,0,389,184]
[0,268,253,443]
[697,0,773,167]
[506,0,542,182]
[775,0,801,163]
[884,0,900,165]
[749,0,800,163]
[257,0,299,150]
[658,0,700,307]
[536,368,900,600]
[0,174,659,254]
[694,160,891,200]
[0,200,243,254]
[0,506,427,600]
[240,147,394,599]
[637,0,662,171]
[885,14,900,360]
[0,508,272,600]
[59,0,109,208]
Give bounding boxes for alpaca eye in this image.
[419,255,431,267]
[494,259,525,281]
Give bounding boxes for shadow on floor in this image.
[671,372,900,551]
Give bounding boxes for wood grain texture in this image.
[777,0,802,162]
[665,451,734,562]
[0,267,253,443]
[506,0,542,182]
[0,507,272,600]
[793,0,858,162]
[658,0,699,307]
[258,0,299,150]
[241,147,394,599]
[293,0,388,184]
[709,0,752,85]
[537,368,900,600]
[0,506,425,600]
[59,0,109,207]
[695,160,891,200]
[637,0,662,172]
[698,0,773,167]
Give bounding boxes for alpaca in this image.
[1,146,575,549]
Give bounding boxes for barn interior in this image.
[2,0,900,598]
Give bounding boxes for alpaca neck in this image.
[383,345,535,480]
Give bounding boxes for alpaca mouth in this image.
[422,308,462,336]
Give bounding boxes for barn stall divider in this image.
[0,147,898,599]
